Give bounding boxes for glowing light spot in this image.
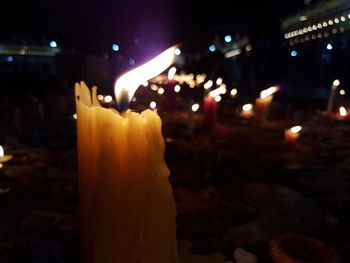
[224,35,232,42]
[151,84,158,91]
[209,44,216,52]
[174,85,181,93]
[6,56,13,62]
[104,95,113,103]
[341,16,346,22]
[242,104,253,111]
[333,79,340,86]
[260,86,279,99]
[204,80,213,89]
[150,101,157,109]
[128,58,136,65]
[215,96,222,102]
[112,44,120,51]
[340,89,345,95]
[291,50,297,57]
[97,94,104,101]
[50,41,57,48]
[299,16,307,21]
[216,77,223,85]
[0,145,4,157]
[328,20,333,25]
[191,103,200,112]
[157,87,164,95]
[334,18,339,23]
[230,88,238,96]
[290,125,302,134]
[339,106,347,117]
[174,48,181,55]
[167,66,176,80]
[73,113,77,120]
[326,43,333,50]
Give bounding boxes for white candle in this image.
[326,79,340,114]
[254,86,279,123]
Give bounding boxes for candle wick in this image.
[116,89,130,112]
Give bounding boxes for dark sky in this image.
[0,0,307,54]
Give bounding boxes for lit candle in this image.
[326,79,340,115]
[75,46,179,263]
[284,125,302,145]
[240,103,254,118]
[254,86,279,123]
[0,145,13,165]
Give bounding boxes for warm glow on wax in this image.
[114,46,177,110]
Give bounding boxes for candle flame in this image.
[209,86,227,97]
[339,106,347,117]
[114,46,177,110]
[150,101,157,109]
[230,88,238,96]
[290,125,302,134]
[260,86,279,99]
[0,145,3,157]
[333,79,340,87]
[174,85,181,93]
[167,66,177,80]
[191,103,200,112]
[242,104,253,111]
[216,77,223,85]
[204,80,213,89]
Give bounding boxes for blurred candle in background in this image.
[254,86,279,124]
[284,125,302,145]
[240,103,254,118]
[326,79,340,115]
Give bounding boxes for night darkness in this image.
[2,0,350,262]
[1,0,306,54]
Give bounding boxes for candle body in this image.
[203,95,217,129]
[326,85,338,115]
[284,129,300,145]
[254,96,273,123]
[75,83,179,263]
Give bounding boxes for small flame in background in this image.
[260,86,279,99]
[290,125,302,134]
[0,145,4,157]
[114,46,177,109]
[242,104,253,111]
[339,106,347,117]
